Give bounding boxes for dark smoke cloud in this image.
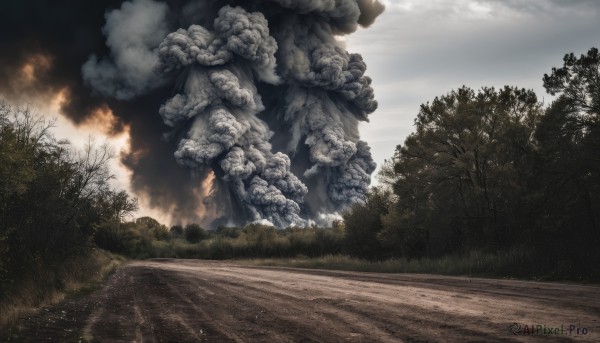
[0,0,120,120]
[261,0,385,33]
[0,0,384,227]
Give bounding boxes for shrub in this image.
[184,224,207,243]
[93,220,134,253]
[170,225,184,237]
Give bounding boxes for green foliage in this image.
[94,220,134,253]
[184,223,207,243]
[343,188,390,259]
[215,226,242,238]
[242,248,589,281]
[119,222,345,261]
[135,216,170,241]
[382,86,542,255]
[339,48,600,280]
[534,47,600,276]
[0,249,125,330]
[169,225,184,237]
[92,191,139,253]
[95,190,138,223]
[543,47,600,116]
[0,102,138,298]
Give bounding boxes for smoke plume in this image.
[0,0,383,227]
[82,0,170,99]
[82,0,383,227]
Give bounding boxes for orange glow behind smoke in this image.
[51,89,126,137]
[7,55,179,226]
[51,88,68,111]
[38,86,230,227]
[194,170,217,224]
[59,88,208,226]
[81,105,123,135]
[20,54,53,83]
[46,88,166,224]
[21,64,35,81]
[138,171,219,227]
[202,170,216,196]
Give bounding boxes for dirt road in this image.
[4,259,600,342]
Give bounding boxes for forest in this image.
[1,47,599,311]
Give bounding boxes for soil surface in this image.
[2,259,599,342]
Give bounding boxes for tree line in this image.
[344,48,600,279]
[1,47,598,286]
[94,219,346,260]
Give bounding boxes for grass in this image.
[0,249,126,331]
[128,234,342,261]
[236,249,593,282]
[132,237,595,282]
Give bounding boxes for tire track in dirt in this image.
[154,268,333,342]
[141,260,600,342]
[175,263,598,340]
[4,259,599,342]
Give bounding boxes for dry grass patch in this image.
[0,249,125,331]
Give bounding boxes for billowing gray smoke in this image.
[83,0,383,227]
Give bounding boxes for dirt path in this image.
[3,259,599,342]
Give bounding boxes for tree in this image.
[92,192,139,252]
[534,48,600,276]
[543,47,600,118]
[170,224,184,237]
[343,187,390,259]
[184,223,207,243]
[95,191,138,222]
[93,220,134,253]
[384,86,542,255]
[0,101,138,289]
[133,216,169,241]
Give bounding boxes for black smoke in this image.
[0,0,384,227]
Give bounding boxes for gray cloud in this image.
[478,0,600,14]
[329,140,376,206]
[82,0,169,99]
[159,68,217,127]
[175,106,249,168]
[357,0,386,26]
[156,5,279,83]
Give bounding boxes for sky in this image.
[1,0,599,222]
[348,0,600,178]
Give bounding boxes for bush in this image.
[215,226,242,238]
[170,225,184,237]
[184,224,207,243]
[93,220,134,253]
[343,188,390,259]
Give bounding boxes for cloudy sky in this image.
[348,0,600,180]
[1,0,599,221]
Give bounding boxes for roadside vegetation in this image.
[94,219,346,260]
[237,251,573,281]
[0,103,131,330]
[0,250,124,330]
